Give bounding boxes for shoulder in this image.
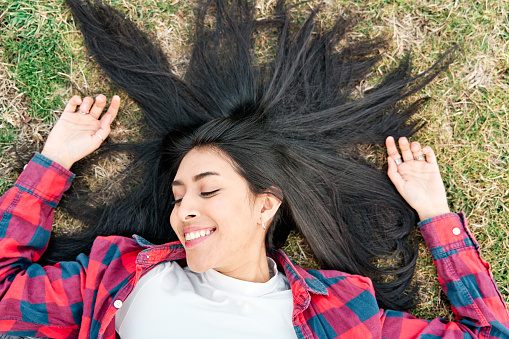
[85,235,143,271]
[292,266,382,333]
[272,248,376,299]
[301,266,376,301]
[86,237,184,272]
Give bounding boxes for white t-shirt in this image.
[115,258,297,338]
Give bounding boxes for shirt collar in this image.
[266,247,329,297]
[132,235,328,297]
[132,235,186,265]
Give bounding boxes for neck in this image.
[216,248,270,283]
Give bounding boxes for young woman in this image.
[0,0,508,338]
[0,95,508,338]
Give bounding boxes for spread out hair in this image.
[42,0,454,311]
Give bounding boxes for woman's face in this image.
[170,147,269,280]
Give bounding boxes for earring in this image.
[261,219,266,230]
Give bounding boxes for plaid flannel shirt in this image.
[0,153,508,339]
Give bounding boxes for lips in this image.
[183,227,216,249]
[185,229,212,241]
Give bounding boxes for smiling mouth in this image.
[183,228,216,249]
[184,229,215,241]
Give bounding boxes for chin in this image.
[185,256,213,273]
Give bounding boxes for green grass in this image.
[1,0,78,120]
[1,0,508,322]
[0,121,15,148]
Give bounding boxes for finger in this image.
[387,156,405,193]
[422,146,437,165]
[411,141,425,161]
[398,137,414,162]
[94,115,112,145]
[385,136,402,165]
[93,96,120,144]
[78,96,94,114]
[103,95,120,123]
[63,96,82,113]
[89,94,107,119]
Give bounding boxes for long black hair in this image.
[42,0,454,311]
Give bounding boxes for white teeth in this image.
[184,229,213,241]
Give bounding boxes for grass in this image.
[1,0,508,321]
[1,1,79,120]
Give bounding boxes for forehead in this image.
[174,147,237,179]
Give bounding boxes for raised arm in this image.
[0,96,119,337]
[380,136,509,338]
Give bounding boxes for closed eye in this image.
[171,189,220,205]
[171,189,220,206]
[201,189,220,197]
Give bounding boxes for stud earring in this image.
[261,219,266,230]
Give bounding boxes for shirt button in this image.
[452,227,461,236]
[114,300,123,309]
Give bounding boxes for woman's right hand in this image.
[40,95,120,170]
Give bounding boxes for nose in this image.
[175,195,200,221]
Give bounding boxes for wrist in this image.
[40,149,74,170]
[417,207,451,221]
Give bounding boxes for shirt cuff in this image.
[418,212,479,260]
[15,153,75,206]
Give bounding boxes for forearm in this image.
[0,153,74,280]
[381,213,509,338]
[0,155,93,335]
[420,212,509,333]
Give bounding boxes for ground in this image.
[0,0,508,320]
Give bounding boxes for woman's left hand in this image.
[386,136,450,221]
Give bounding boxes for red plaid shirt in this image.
[0,153,508,338]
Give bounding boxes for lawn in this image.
[1,0,508,321]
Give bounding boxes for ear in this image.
[259,186,282,226]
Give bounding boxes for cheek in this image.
[210,196,257,229]
[216,194,248,215]
[169,209,179,234]
[207,200,233,223]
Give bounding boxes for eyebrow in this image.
[171,171,220,186]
